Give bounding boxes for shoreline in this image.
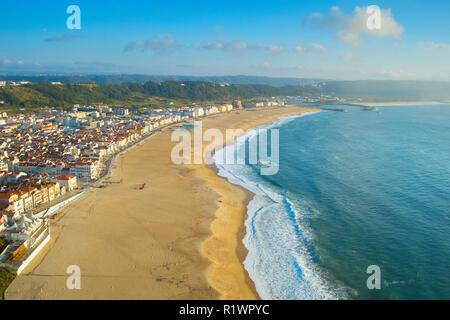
[207,149,259,300]
[199,106,320,300]
[5,105,318,300]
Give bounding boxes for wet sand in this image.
[6,106,317,300]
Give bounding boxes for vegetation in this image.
[0,81,312,113]
[0,266,15,300]
[0,237,8,252]
[1,79,449,113]
[0,238,15,299]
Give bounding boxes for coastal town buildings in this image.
[232,100,243,110]
[0,99,289,269]
[56,175,77,192]
[0,171,73,216]
[0,96,289,276]
[0,100,286,191]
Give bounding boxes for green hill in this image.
[1,80,449,113]
[0,81,302,112]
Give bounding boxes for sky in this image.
[0,0,449,80]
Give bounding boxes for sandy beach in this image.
[5,105,317,300]
[355,101,447,106]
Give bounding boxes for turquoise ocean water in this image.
[214,104,450,300]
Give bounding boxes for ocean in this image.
[214,104,450,300]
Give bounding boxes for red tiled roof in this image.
[56,175,75,180]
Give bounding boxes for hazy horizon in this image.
[1,73,450,84]
[1,1,450,81]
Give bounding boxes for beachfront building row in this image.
[0,103,238,182]
[0,205,50,275]
[0,172,79,273]
[0,171,78,216]
[0,212,48,270]
[243,100,284,108]
[0,111,154,181]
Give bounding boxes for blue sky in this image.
[0,0,449,80]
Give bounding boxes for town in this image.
[0,98,287,275]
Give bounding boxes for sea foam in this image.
[214,111,339,300]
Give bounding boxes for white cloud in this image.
[340,52,354,62]
[249,43,284,53]
[294,43,326,53]
[303,6,403,46]
[203,40,246,52]
[203,41,283,53]
[310,43,327,52]
[419,42,450,51]
[295,44,307,53]
[125,34,178,54]
[224,41,247,52]
[203,42,224,50]
[0,59,27,67]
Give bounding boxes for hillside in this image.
[1,80,449,113]
[0,81,303,112]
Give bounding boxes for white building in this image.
[55,175,78,192]
[193,108,205,118]
[116,108,130,116]
[70,162,98,180]
[0,160,8,171]
[244,102,265,108]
